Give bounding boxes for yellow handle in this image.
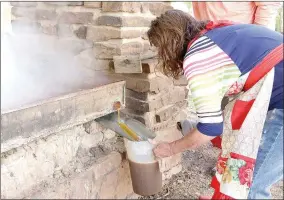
[118,122,140,141]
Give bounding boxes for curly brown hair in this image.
[147,10,208,79]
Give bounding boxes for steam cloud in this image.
[1,13,108,112]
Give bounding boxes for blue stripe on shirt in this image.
[197,122,223,136]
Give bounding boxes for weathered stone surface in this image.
[84,2,102,8]
[92,152,122,180]
[102,129,116,140]
[125,89,148,101]
[58,24,87,39]
[68,170,95,199]
[58,12,93,24]
[121,27,149,39]
[1,126,84,199]
[121,100,187,130]
[1,80,125,152]
[11,7,35,19]
[141,2,150,13]
[121,72,172,93]
[173,75,188,86]
[80,131,104,149]
[125,86,186,112]
[98,169,119,198]
[11,20,58,35]
[36,9,58,20]
[87,26,148,42]
[142,58,161,73]
[87,26,120,42]
[40,21,58,35]
[149,2,173,16]
[115,160,134,199]
[45,2,83,6]
[73,49,111,71]
[94,38,149,59]
[10,2,37,7]
[102,2,141,13]
[23,151,123,199]
[113,55,142,73]
[11,7,57,20]
[98,14,154,27]
[155,126,183,143]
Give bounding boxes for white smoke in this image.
[1,3,109,112]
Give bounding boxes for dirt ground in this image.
[140,144,283,199]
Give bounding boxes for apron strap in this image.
[243,44,283,91]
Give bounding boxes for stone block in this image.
[68,169,94,199]
[84,2,102,8]
[87,26,120,42]
[11,7,35,19]
[73,49,110,71]
[141,2,150,13]
[113,55,142,73]
[39,21,58,35]
[142,59,161,73]
[92,152,122,180]
[28,152,122,199]
[102,2,141,13]
[87,26,148,42]
[154,126,183,143]
[80,131,104,149]
[94,38,148,59]
[121,100,187,131]
[0,126,84,199]
[115,160,134,199]
[58,24,87,39]
[10,2,37,7]
[122,72,172,93]
[45,2,83,6]
[98,169,119,199]
[151,101,187,126]
[173,75,188,86]
[149,2,173,16]
[125,89,148,101]
[11,7,57,20]
[125,86,186,112]
[102,129,116,140]
[121,27,149,39]
[98,14,154,27]
[58,12,93,24]
[1,80,125,152]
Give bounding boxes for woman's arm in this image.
[153,128,215,158]
[171,128,215,154]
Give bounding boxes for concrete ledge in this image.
[1,79,126,152]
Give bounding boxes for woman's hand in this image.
[153,128,215,159]
[153,142,174,158]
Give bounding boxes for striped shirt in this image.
[183,36,241,136]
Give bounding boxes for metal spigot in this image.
[113,101,121,110]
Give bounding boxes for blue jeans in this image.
[248,109,283,199]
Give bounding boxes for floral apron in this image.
[187,21,283,199]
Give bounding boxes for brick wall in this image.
[1,2,187,198]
